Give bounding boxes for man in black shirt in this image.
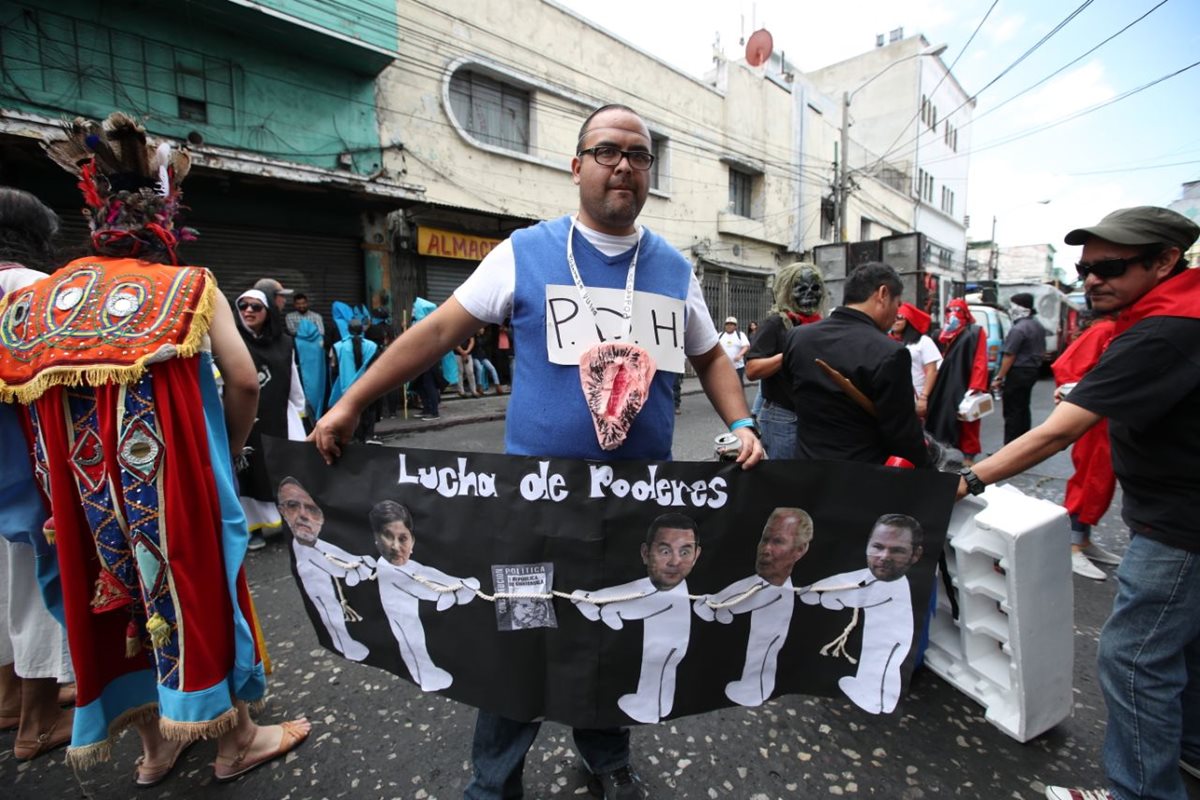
[991,292,1046,443]
[955,206,1200,800]
[780,262,927,466]
[745,262,825,458]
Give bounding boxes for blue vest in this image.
[506,216,692,460]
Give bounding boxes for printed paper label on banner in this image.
[493,562,557,631]
[544,285,685,372]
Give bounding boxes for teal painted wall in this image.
[0,0,385,174]
[252,0,396,54]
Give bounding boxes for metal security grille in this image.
[51,214,363,322]
[699,262,771,329]
[422,258,476,306]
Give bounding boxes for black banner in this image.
[264,439,958,727]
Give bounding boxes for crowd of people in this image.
[0,101,1197,800]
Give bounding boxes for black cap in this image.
[1010,292,1034,310]
[1064,205,1199,250]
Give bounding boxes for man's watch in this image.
[959,467,986,496]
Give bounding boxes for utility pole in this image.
[988,214,998,280]
[836,90,850,244]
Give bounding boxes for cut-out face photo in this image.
[641,518,701,591]
[370,501,415,567]
[755,508,812,586]
[865,517,923,582]
[278,479,324,546]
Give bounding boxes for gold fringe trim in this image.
[0,270,218,405]
[159,705,237,743]
[65,701,160,770]
[247,696,269,715]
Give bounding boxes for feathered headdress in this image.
[43,112,196,264]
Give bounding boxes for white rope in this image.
[322,555,866,610]
[819,607,860,664]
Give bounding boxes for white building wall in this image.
[379,0,798,274]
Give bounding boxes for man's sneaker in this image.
[419,413,440,420]
[365,438,384,445]
[586,765,647,799]
[247,531,266,551]
[1071,550,1106,580]
[1044,788,1112,800]
[1080,542,1122,566]
[1181,757,1200,780]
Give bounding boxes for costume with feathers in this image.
[0,114,266,767]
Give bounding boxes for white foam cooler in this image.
[923,483,1074,742]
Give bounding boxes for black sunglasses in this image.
[1075,256,1146,281]
[237,302,266,312]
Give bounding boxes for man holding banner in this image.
[312,103,763,800]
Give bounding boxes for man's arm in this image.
[744,353,781,381]
[957,401,1102,498]
[689,344,765,468]
[312,298,484,462]
[991,352,1016,391]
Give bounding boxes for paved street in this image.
[4,377,1197,800]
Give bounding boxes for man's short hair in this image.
[369,500,413,535]
[278,476,305,494]
[577,103,641,149]
[873,513,924,550]
[645,512,699,546]
[765,507,814,547]
[293,292,308,302]
[843,262,903,305]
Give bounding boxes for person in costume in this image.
[745,262,825,459]
[781,263,928,466]
[956,206,1200,800]
[800,514,923,715]
[235,287,306,548]
[927,299,989,465]
[369,500,478,692]
[890,302,942,420]
[0,187,75,762]
[693,508,812,707]
[312,103,762,800]
[1050,314,1122,581]
[277,478,372,662]
[571,514,700,724]
[0,113,309,784]
[329,319,379,442]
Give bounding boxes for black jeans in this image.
[1001,366,1039,444]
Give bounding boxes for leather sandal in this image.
[13,710,72,761]
[134,739,195,788]
[213,719,309,783]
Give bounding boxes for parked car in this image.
[969,304,1012,377]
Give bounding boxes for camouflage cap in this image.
[1064,205,1199,250]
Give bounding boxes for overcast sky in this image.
[553,0,1200,274]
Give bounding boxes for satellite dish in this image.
[745,28,773,67]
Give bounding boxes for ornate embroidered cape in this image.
[0,256,267,767]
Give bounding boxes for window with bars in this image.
[448,69,530,154]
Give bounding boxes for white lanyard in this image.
[565,216,640,341]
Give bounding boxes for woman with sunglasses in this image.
[235,288,307,550]
[0,113,308,785]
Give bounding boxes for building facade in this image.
[807,34,973,277]
[0,0,415,318]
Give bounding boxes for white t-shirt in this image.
[906,335,943,397]
[718,330,750,369]
[454,219,719,358]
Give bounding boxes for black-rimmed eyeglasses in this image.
[1075,256,1147,281]
[578,145,655,171]
[237,302,266,312]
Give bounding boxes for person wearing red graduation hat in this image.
[889,302,942,420]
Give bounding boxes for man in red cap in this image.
[954,206,1200,800]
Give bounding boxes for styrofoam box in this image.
[923,483,1074,742]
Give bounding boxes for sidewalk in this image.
[373,375,710,437]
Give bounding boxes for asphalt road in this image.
[5,377,1196,799]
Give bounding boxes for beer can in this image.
[714,432,742,461]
